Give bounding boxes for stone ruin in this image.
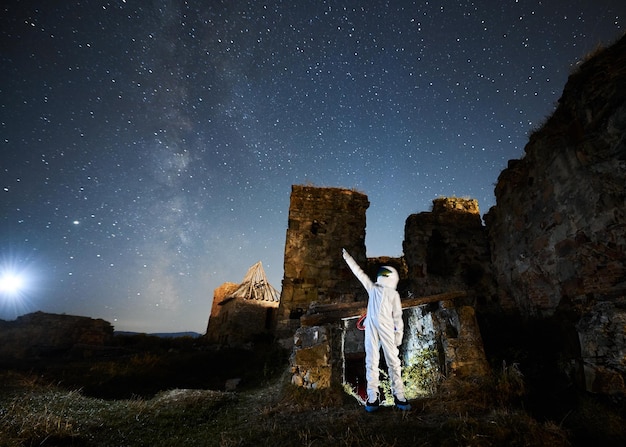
[280,187,490,399]
[484,33,626,395]
[205,262,280,347]
[283,33,626,399]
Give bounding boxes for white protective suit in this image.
[342,249,406,404]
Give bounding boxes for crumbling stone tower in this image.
[403,197,494,379]
[275,185,370,339]
[403,197,496,302]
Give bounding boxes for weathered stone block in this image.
[294,343,329,367]
[434,305,490,378]
[290,325,333,388]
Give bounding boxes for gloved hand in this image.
[395,331,403,347]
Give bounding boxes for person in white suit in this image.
[342,248,411,412]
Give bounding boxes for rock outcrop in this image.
[0,311,114,359]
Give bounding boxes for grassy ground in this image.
[0,338,624,446]
[0,370,570,447]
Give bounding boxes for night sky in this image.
[1,1,625,333]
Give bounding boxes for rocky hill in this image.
[0,311,113,359]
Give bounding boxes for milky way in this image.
[1,1,625,332]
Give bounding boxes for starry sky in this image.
[1,1,625,333]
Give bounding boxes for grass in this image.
[0,375,240,446]
[0,378,570,447]
[0,337,623,446]
[0,364,572,447]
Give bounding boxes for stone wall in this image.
[433,304,490,379]
[290,325,334,389]
[401,197,493,380]
[275,185,370,339]
[485,34,626,393]
[0,311,114,359]
[290,301,490,393]
[403,197,497,306]
[205,282,238,344]
[284,189,492,391]
[205,282,279,346]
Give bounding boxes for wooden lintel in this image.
[300,290,467,327]
[400,290,467,308]
[300,307,367,327]
[308,300,368,313]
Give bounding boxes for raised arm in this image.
[342,248,374,292]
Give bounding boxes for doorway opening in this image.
[341,306,441,405]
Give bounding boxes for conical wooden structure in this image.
[205,261,280,345]
[228,261,279,302]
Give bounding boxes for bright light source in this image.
[0,257,38,319]
[0,272,25,295]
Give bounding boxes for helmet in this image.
[376,266,399,289]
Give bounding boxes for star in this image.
[1,1,624,332]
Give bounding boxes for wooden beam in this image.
[400,290,467,308]
[300,290,467,327]
[300,307,367,327]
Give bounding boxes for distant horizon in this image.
[114,329,203,338]
[0,310,204,336]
